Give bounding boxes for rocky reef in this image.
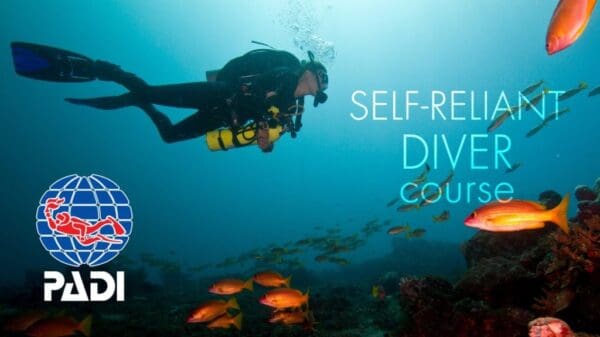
[396,181,600,337]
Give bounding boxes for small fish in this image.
[409,186,434,200]
[397,203,420,212]
[386,196,400,208]
[25,315,92,337]
[526,122,547,138]
[527,108,570,138]
[412,163,431,185]
[406,228,426,238]
[546,0,597,55]
[543,108,570,123]
[371,285,386,300]
[505,163,522,174]
[187,298,239,323]
[487,109,511,133]
[403,183,418,192]
[215,257,237,268]
[509,103,526,114]
[387,225,411,235]
[439,171,455,189]
[589,86,600,97]
[285,247,302,255]
[206,313,242,330]
[270,310,316,330]
[314,254,330,262]
[295,238,312,246]
[253,271,292,288]
[269,310,309,325]
[329,256,350,265]
[286,259,304,269]
[190,264,211,273]
[419,190,442,207]
[524,89,549,111]
[559,82,588,101]
[464,194,570,233]
[259,288,310,309]
[432,210,450,223]
[270,247,287,255]
[209,278,253,295]
[521,80,544,96]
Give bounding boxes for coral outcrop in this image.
[396,180,600,337]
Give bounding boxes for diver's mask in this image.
[306,51,328,107]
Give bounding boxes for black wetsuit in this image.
[83,49,304,144]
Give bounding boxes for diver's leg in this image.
[93,60,148,91]
[66,69,231,110]
[65,60,149,109]
[139,104,223,143]
[141,81,231,109]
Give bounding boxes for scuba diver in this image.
[10,41,329,152]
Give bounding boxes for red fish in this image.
[209,278,253,295]
[465,194,569,233]
[259,288,309,309]
[206,313,242,330]
[3,311,47,332]
[546,0,597,55]
[25,315,92,337]
[187,297,239,323]
[253,271,291,288]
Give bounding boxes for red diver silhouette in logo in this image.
[44,197,126,245]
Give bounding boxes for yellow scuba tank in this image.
[206,123,283,151]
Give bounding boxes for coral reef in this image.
[396,181,600,337]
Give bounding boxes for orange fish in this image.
[209,278,253,295]
[187,297,239,323]
[25,315,92,337]
[206,313,242,330]
[253,271,292,288]
[259,288,309,309]
[546,0,597,55]
[3,311,47,332]
[269,310,311,325]
[464,194,569,233]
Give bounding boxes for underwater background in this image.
[1,1,599,336]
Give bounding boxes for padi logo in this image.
[36,174,132,302]
[44,271,125,302]
[36,174,133,267]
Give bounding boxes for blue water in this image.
[1,0,599,284]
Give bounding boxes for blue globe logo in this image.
[36,174,133,267]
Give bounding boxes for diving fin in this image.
[10,42,96,82]
[65,93,136,110]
